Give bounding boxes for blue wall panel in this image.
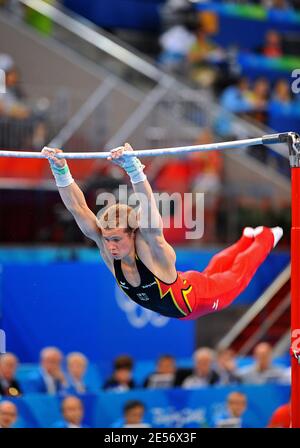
[2,384,290,428]
[0,248,289,363]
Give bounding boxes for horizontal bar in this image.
[0,133,287,160]
[262,133,283,145]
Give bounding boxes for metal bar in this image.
[0,133,285,159]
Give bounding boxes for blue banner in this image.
[2,385,290,428]
[0,248,289,363]
[63,0,163,30]
[195,2,300,49]
[1,261,194,363]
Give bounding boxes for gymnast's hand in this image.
[42,147,66,168]
[107,142,133,167]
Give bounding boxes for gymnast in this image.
[42,143,283,320]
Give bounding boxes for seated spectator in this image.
[267,402,290,428]
[215,348,241,385]
[144,355,176,389]
[0,53,47,149]
[187,26,226,87]
[103,355,135,392]
[269,79,296,116]
[53,396,89,428]
[0,400,18,429]
[247,78,270,124]
[267,0,294,12]
[214,392,248,428]
[256,30,283,59]
[182,348,220,388]
[0,54,30,120]
[239,342,286,384]
[112,400,151,428]
[0,353,22,397]
[65,352,88,395]
[220,77,253,114]
[29,346,67,394]
[158,24,195,74]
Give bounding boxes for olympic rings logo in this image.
[115,286,169,328]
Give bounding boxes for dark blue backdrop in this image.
[63,0,164,30]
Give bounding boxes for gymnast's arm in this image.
[59,183,100,242]
[42,147,100,242]
[109,143,176,262]
[132,172,176,263]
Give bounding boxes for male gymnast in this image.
[42,144,283,320]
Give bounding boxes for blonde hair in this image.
[96,203,139,234]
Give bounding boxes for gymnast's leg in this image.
[182,226,283,319]
[203,227,255,275]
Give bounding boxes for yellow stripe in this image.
[155,278,187,317]
[169,288,187,316]
[182,285,193,313]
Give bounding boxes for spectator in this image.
[247,78,270,124]
[0,401,18,428]
[112,400,151,428]
[0,353,22,397]
[239,342,286,384]
[182,348,220,388]
[0,53,47,149]
[29,347,66,394]
[66,352,88,394]
[144,355,176,389]
[257,30,283,58]
[103,355,135,391]
[0,53,29,120]
[214,392,248,428]
[267,402,290,428]
[187,26,225,87]
[267,0,294,11]
[215,348,241,385]
[53,395,89,428]
[159,24,195,74]
[269,79,295,115]
[220,77,253,114]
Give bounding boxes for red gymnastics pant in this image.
[180,227,274,320]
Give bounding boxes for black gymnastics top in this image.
[113,253,193,319]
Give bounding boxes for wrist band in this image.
[51,162,74,187]
[123,156,146,184]
[43,146,74,188]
